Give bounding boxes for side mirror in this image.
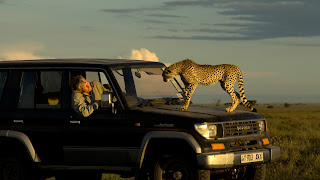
[101,92,112,108]
[101,92,117,114]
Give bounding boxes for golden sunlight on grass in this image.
[258,104,320,180]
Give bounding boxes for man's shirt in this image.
[72,81,109,117]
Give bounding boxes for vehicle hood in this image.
[130,104,264,122]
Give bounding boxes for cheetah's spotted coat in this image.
[162,59,255,112]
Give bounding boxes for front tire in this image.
[152,155,209,180]
[215,164,266,180]
[246,164,266,180]
[0,157,25,180]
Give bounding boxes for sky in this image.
[0,0,319,103]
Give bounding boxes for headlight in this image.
[258,120,266,132]
[194,123,217,139]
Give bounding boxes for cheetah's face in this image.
[162,68,175,82]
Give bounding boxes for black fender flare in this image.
[138,131,201,169]
[0,130,41,162]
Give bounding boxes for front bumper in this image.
[197,146,280,169]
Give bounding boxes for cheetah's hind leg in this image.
[225,92,239,113]
[220,82,240,113]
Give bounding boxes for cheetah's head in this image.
[162,67,176,82]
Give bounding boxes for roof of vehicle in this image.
[0,58,164,68]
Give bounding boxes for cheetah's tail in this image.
[238,71,256,112]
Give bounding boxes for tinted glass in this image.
[18,71,62,109]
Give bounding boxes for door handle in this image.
[13,120,24,123]
[70,120,80,124]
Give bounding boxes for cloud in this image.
[140,19,175,24]
[0,42,52,61]
[163,0,218,7]
[129,48,159,62]
[148,13,186,18]
[101,6,170,14]
[283,43,320,47]
[100,0,320,41]
[153,35,255,41]
[159,0,320,40]
[216,1,320,40]
[80,26,95,31]
[119,48,159,62]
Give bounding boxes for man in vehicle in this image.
[71,75,111,117]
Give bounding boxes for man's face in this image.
[80,78,92,95]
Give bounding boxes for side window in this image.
[18,71,62,109]
[0,71,7,101]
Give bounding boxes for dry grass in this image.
[257,104,320,180]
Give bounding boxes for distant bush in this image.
[284,103,290,108]
[267,105,274,109]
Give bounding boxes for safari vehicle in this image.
[0,59,280,180]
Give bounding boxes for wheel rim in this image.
[155,158,193,180]
[165,164,190,180]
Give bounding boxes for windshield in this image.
[112,66,184,107]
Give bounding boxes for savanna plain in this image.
[46,103,320,180]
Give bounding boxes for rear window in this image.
[18,71,62,109]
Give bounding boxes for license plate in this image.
[241,152,263,163]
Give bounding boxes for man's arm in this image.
[90,81,108,101]
[91,81,117,103]
[73,93,100,117]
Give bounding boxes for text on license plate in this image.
[241,152,263,163]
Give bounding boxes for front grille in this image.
[223,120,261,137]
[229,140,259,151]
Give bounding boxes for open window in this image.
[69,70,114,110]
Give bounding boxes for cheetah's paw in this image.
[179,106,188,111]
[225,107,234,113]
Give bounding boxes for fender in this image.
[138,131,201,168]
[0,130,41,162]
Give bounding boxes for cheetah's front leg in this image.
[180,83,197,111]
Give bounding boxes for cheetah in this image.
[162,59,256,112]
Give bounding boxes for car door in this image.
[3,69,68,164]
[63,69,130,166]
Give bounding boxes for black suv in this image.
[0,59,280,180]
